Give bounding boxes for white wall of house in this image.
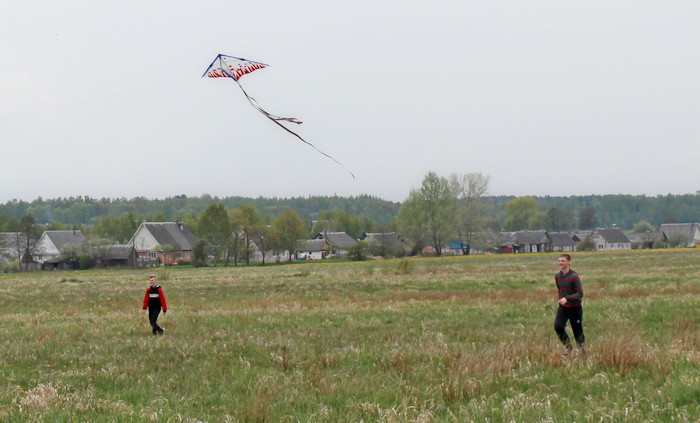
[32,233,58,263]
[297,250,324,260]
[129,227,159,251]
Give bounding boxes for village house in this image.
[31,229,86,270]
[659,223,700,248]
[548,232,577,252]
[579,228,631,251]
[98,244,138,267]
[497,230,550,253]
[128,222,195,267]
[297,239,327,260]
[627,231,668,249]
[313,231,357,257]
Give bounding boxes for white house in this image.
[128,222,195,266]
[32,230,86,270]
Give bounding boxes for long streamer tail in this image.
[233,80,355,181]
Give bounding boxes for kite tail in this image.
[233,80,356,181]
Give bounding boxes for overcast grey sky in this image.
[2,1,699,203]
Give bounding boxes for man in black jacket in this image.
[554,254,585,356]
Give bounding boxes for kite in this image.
[202,54,355,180]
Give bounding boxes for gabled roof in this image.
[548,232,576,247]
[44,230,85,251]
[142,222,195,250]
[103,245,136,260]
[627,232,667,243]
[659,223,700,239]
[514,230,549,245]
[361,232,406,245]
[314,232,357,248]
[596,228,630,244]
[496,232,517,246]
[300,239,326,252]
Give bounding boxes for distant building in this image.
[32,230,86,270]
[659,223,700,248]
[128,222,195,266]
[586,228,631,251]
[497,230,550,253]
[297,239,327,260]
[98,245,137,267]
[548,232,577,252]
[313,231,357,256]
[627,232,667,249]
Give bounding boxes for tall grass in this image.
[0,250,698,421]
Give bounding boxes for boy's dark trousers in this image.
[554,305,585,348]
[148,307,164,335]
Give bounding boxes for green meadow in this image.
[0,250,698,422]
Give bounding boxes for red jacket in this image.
[143,285,168,311]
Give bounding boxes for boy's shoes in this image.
[562,344,573,357]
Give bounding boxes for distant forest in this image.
[0,193,699,230]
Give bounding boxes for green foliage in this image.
[197,203,232,265]
[545,207,575,231]
[273,209,308,262]
[347,241,369,261]
[503,197,540,230]
[397,172,456,256]
[192,239,208,267]
[577,236,597,251]
[578,205,597,230]
[632,220,655,233]
[395,258,415,274]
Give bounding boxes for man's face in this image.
[149,276,157,286]
[558,257,570,271]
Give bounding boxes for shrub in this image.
[348,241,369,261]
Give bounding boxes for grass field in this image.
[0,250,698,422]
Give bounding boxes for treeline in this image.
[1,191,699,232]
[0,194,401,227]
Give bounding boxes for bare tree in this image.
[449,172,492,254]
[19,215,42,271]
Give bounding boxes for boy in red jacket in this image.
[142,275,168,335]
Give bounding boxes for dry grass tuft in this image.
[592,333,667,375]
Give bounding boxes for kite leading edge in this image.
[202,54,355,180]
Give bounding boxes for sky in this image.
[2,0,699,204]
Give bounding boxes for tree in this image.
[449,172,493,254]
[545,208,576,232]
[348,241,369,261]
[578,206,597,230]
[503,197,540,231]
[192,239,208,267]
[198,203,233,266]
[273,209,308,261]
[577,236,596,251]
[19,214,42,271]
[236,206,263,264]
[397,172,456,256]
[632,220,655,233]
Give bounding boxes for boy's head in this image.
[149,275,157,285]
[558,254,571,271]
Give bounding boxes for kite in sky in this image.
[202,54,355,180]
